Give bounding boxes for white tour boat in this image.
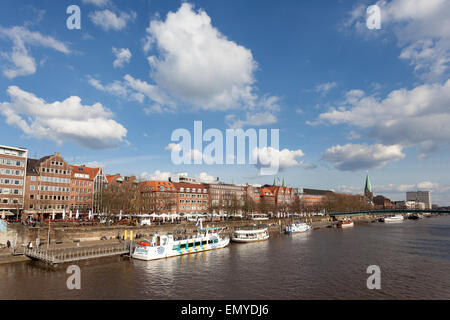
[382,214,404,223]
[231,224,269,242]
[251,213,269,221]
[132,222,230,261]
[285,222,312,234]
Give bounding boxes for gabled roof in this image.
[71,165,98,180]
[26,158,40,175]
[172,182,208,191]
[139,180,176,192]
[106,174,121,184]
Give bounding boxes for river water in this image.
[1,216,449,300]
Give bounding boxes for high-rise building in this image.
[406,191,431,209]
[0,145,27,219]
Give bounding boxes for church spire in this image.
[364,172,373,203]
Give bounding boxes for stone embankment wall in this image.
[1,215,373,247]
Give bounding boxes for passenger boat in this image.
[337,219,354,228]
[231,224,269,242]
[285,222,312,234]
[132,222,230,261]
[251,213,269,221]
[382,214,404,223]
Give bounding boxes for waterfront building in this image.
[24,152,72,219]
[173,182,209,214]
[137,180,177,214]
[100,175,138,215]
[300,188,333,208]
[69,165,107,214]
[260,184,296,214]
[406,191,431,209]
[373,195,395,209]
[0,145,27,219]
[206,181,246,215]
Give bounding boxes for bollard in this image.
[129,230,133,256]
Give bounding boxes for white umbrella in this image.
[52,210,55,220]
[89,210,93,220]
[76,209,79,220]
[119,210,122,221]
[69,210,73,219]
[62,208,65,220]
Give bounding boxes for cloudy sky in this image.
[1,0,450,205]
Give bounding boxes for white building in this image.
[406,191,431,209]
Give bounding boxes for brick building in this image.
[0,145,27,219]
[173,182,209,214]
[300,188,334,208]
[207,182,246,214]
[138,180,177,214]
[24,152,72,219]
[373,195,394,209]
[70,165,106,214]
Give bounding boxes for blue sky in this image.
[1,0,450,204]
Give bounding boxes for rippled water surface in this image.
[1,216,449,299]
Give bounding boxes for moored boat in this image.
[251,213,269,221]
[132,223,229,261]
[231,224,269,242]
[337,219,354,228]
[408,213,423,220]
[285,222,312,234]
[382,214,404,223]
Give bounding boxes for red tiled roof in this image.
[71,165,98,180]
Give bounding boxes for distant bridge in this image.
[328,209,450,217]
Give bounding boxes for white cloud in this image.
[226,111,278,129]
[87,76,129,98]
[0,26,70,78]
[89,9,136,31]
[165,143,182,152]
[139,170,173,181]
[82,0,111,7]
[252,147,306,171]
[196,172,215,182]
[0,86,127,149]
[317,80,450,153]
[123,74,175,107]
[323,143,405,171]
[112,47,131,68]
[143,3,257,110]
[345,0,450,80]
[315,82,337,95]
[139,170,215,183]
[83,161,105,168]
[139,3,280,122]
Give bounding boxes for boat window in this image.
[201,240,207,245]
[188,242,194,247]
[214,239,218,243]
[172,245,179,250]
[180,244,186,249]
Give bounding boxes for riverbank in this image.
[0,214,376,265]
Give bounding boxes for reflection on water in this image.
[0,216,449,299]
